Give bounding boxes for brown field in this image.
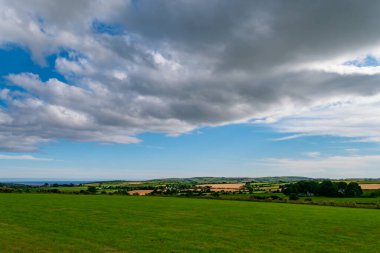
[127,182,143,185]
[197,183,245,192]
[128,190,154,195]
[360,184,380,190]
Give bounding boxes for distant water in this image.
[0,180,94,186]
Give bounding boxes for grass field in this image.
[298,196,380,204]
[0,194,379,253]
[39,186,87,192]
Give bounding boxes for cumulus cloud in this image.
[269,94,380,142]
[1,1,380,150]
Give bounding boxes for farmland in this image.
[2,177,380,209]
[360,184,380,190]
[196,183,245,191]
[0,194,379,253]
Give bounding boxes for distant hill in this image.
[3,177,380,187]
[0,182,30,188]
[147,176,313,184]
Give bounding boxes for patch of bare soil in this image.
[360,184,380,190]
[128,190,154,195]
[197,183,245,192]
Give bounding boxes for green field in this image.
[298,196,380,204]
[39,186,87,192]
[0,194,379,253]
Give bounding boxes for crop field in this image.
[360,184,380,190]
[0,194,379,253]
[197,183,245,191]
[128,189,154,195]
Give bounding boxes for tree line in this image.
[280,180,363,197]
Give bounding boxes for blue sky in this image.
[2,115,379,180]
[1,1,380,179]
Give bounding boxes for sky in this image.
[1,0,380,180]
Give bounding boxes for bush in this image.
[49,189,61,193]
[289,193,299,200]
[0,188,15,193]
[87,186,97,194]
[369,190,380,198]
[211,192,220,197]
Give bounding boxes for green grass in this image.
[299,196,380,204]
[38,186,87,192]
[207,193,380,208]
[0,194,379,252]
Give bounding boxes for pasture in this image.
[0,194,379,252]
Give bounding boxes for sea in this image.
[0,179,95,186]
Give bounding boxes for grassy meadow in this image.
[0,194,379,252]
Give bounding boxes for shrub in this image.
[211,192,220,197]
[289,193,299,200]
[87,186,97,194]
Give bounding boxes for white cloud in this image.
[111,70,128,81]
[345,148,359,154]
[303,152,321,158]
[253,155,380,178]
[271,134,308,141]
[0,154,54,161]
[305,64,380,75]
[293,51,380,75]
[268,94,380,142]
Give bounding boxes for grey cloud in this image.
[121,1,380,73]
[1,0,380,150]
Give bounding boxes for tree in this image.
[281,183,299,195]
[336,182,347,196]
[245,182,254,193]
[318,180,338,197]
[281,181,318,196]
[297,181,319,195]
[345,182,362,197]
